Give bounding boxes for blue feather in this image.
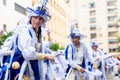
[42,0,48,7]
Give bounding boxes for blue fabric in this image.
[88,61,93,71]
[65,44,86,68]
[0,35,25,80]
[82,57,86,68]
[2,42,14,64]
[10,47,24,80]
[30,60,40,80]
[9,36,25,80]
[28,6,46,16]
[65,65,71,77]
[65,45,69,60]
[65,44,74,60]
[70,33,80,39]
[29,29,42,80]
[0,40,15,80]
[29,29,33,38]
[1,28,43,80]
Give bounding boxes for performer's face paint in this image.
[31,16,44,29]
[72,36,80,45]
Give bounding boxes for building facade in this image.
[73,0,120,53]
[44,0,71,47]
[0,0,31,31]
[0,0,71,47]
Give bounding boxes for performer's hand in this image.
[79,68,85,73]
[44,54,55,61]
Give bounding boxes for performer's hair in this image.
[29,17,42,42]
[33,26,41,43]
[37,26,41,42]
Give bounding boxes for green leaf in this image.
[50,43,59,51]
[118,46,120,52]
[0,31,13,46]
[59,46,65,50]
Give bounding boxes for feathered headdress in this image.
[27,0,51,22]
[69,21,84,39]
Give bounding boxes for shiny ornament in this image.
[12,61,20,69]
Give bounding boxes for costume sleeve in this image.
[65,44,82,70]
[57,54,68,71]
[81,42,99,69]
[18,27,46,60]
[44,41,53,48]
[87,50,95,63]
[0,36,14,56]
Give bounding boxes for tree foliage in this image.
[0,32,13,46]
[118,46,120,52]
[117,37,120,42]
[59,46,65,50]
[50,43,59,51]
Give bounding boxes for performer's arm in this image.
[87,50,98,69]
[0,36,14,56]
[66,45,82,70]
[18,27,54,61]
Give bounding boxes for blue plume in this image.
[42,0,48,7]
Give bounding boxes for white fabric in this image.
[65,41,94,80]
[17,24,37,60]
[0,36,13,56]
[90,49,107,80]
[44,50,68,80]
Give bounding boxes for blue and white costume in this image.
[49,50,68,80]
[43,45,68,80]
[64,22,94,80]
[0,0,52,80]
[90,41,107,80]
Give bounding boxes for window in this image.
[66,0,70,3]
[109,47,118,52]
[90,25,96,30]
[3,24,7,31]
[107,8,116,13]
[89,2,95,8]
[108,16,116,21]
[108,23,117,28]
[107,0,115,6]
[90,10,96,16]
[91,33,96,39]
[109,39,117,44]
[90,18,96,23]
[108,32,116,37]
[15,3,26,15]
[3,0,6,6]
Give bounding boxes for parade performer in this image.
[90,41,107,80]
[0,0,54,80]
[64,21,96,80]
